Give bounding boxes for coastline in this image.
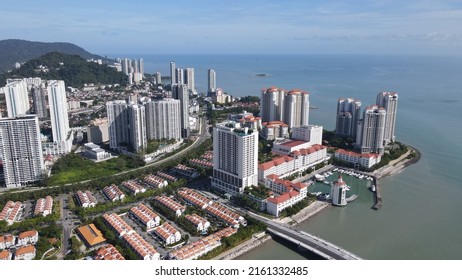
[215,144,421,260]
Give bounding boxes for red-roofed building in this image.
[76,190,97,208]
[102,184,125,202]
[185,214,210,232]
[334,149,382,168]
[17,230,38,246]
[130,203,160,229]
[0,250,12,260]
[94,244,125,260]
[153,195,185,217]
[272,139,312,155]
[122,180,146,195]
[144,175,168,188]
[152,222,181,245]
[34,196,53,217]
[261,121,289,140]
[265,175,308,217]
[0,201,22,225]
[14,245,36,260]
[0,234,15,250]
[169,227,237,260]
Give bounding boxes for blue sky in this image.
[2,0,461,55]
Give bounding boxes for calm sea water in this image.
[116,54,462,259]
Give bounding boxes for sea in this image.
[114,53,462,259]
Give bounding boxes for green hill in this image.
[0,39,112,73]
[1,52,127,88]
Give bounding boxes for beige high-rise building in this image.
[335,98,361,138]
[212,121,258,195]
[48,80,72,154]
[356,105,386,154]
[283,89,309,128]
[87,118,109,144]
[376,92,398,144]
[260,87,285,124]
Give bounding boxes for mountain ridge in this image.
[0,39,111,73]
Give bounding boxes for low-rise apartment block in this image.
[169,227,237,260]
[171,164,200,180]
[0,201,23,225]
[258,144,328,183]
[178,188,213,209]
[76,190,98,208]
[0,250,12,260]
[103,184,125,202]
[76,224,106,247]
[0,234,16,250]
[153,195,185,217]
[17,230,39,246]
[130,203,160,229]
[103,213,160,260]
[143,174,168,188]
[122,180,146,195]
[265,175,308,217]
[14,245,36,260]
[185,214,210,232]
[152,222,181,245]
[156,171,178,182]
[34,196,53,217]
[334,149,382,169]
[94,244,125,260]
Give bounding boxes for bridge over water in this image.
[247,212,362,260]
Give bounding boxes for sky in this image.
[1,0,462,56]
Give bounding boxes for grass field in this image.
[48,153,143,185]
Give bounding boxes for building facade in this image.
[145,99,181,141]
[107,100,129,149]
[0,116,44,188]
[208,69,216,92]
[283,89,310,129]
[31,87,47,119]
[331,175,348,206]
[212,122,258,195]
[48,80,72,153]
[3,80,30,118]
[356,105,386,154]
[376,92,398,144]
[335,98,361,138]
[172,84,190,138]
[128,104,146,153]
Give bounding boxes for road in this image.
[56,194,73,259]
[1,115,211,196]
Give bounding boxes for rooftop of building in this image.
[76,224,106,247]
[335,148,381,159]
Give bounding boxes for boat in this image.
[333,168,338,172]
[314,174,325,181]
[371,185,376,192]
[322,180,330,185]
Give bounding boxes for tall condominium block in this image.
[356,105,386,154]
[3,80,29,118]
[128,104,146,153]
[139,58,144,77]
[0,115,44,188]
[145,99,181,141]
[175,68,184,85]
[121,58,130,75]
[283,89,309,128]
[335,98,361,138]
[184,68,195,93]
[31,87,47,119]
[107,100,129,149]
[208,69,216,92]
[170,61,176,84]
[172,84,190,138]
[155,72,162,84]
[48,80,72,153]
[260,87,285,123]
[376,92,398,144]
[212,121,258,195]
